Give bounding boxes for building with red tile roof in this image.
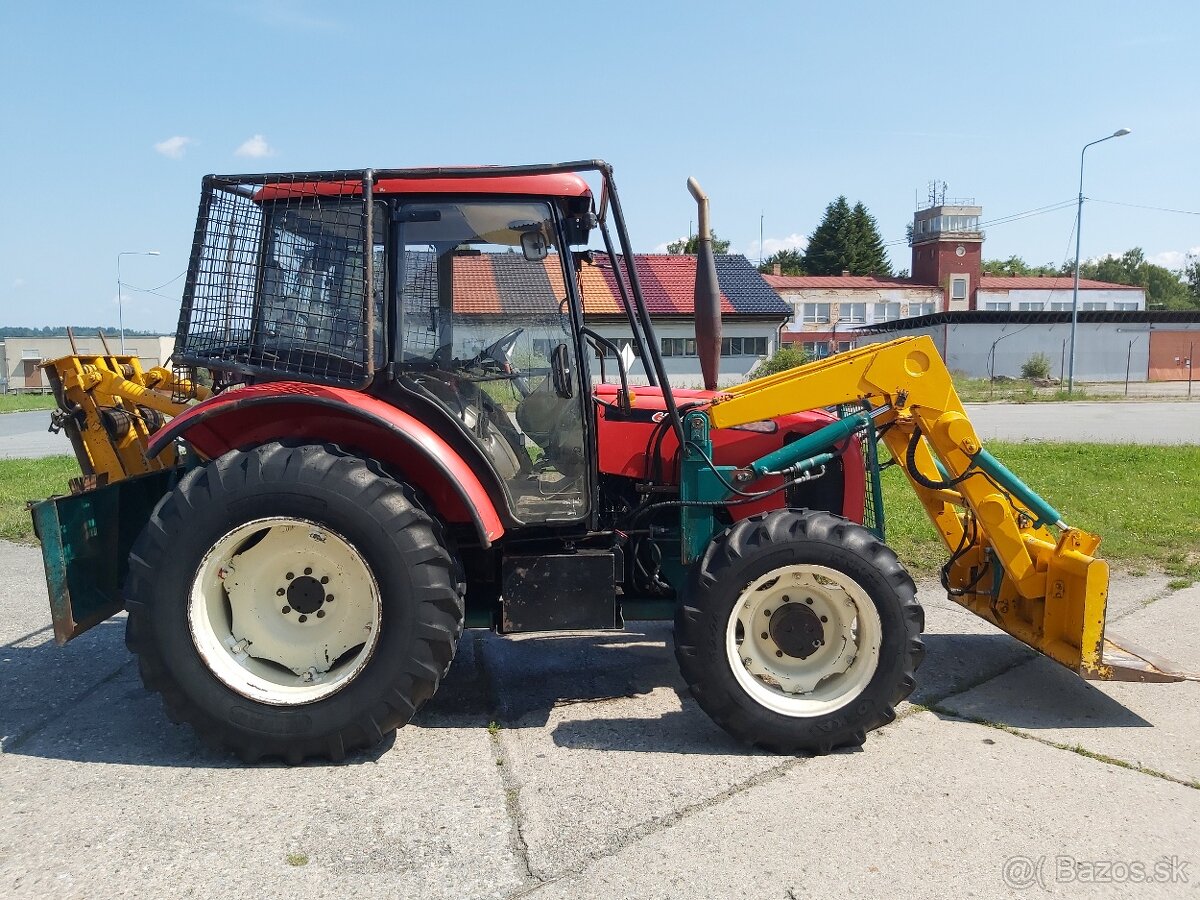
[445,251,790,387]
[772,198,1145,358]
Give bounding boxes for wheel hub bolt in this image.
[276,588,285,596]
[326,594,335,603]
[320,576,329,584]
[304,567,312,575]
[761,632,769,639]
[281,606,291,614]
[298,615,308,623]
[316,610,326,619]
[286,572,294,580]
[776,650,783,657]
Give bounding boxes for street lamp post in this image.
[1068,128,1131,393]
[117,250,160,353]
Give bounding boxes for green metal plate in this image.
[31,468,177,645]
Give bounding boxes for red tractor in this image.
[35,162,1180,764]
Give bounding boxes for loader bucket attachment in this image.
[30,468,176,644]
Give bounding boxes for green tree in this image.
[666,232,731,254]
[753,346,810,379]
[981,255,1063,277]
[801,196,852,275]
[758,249,806,275]
[1077,247,1196,310]
[802,197,892,276]
[1183,254,1200,305]
[847,202,892,276]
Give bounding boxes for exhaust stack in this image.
[688,177,722,391]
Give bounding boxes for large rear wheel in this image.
[125,443,463,763]
[675,509,924,753]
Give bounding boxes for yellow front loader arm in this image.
[710,335,1193,684]
[42,352,209,488]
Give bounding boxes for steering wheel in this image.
[478,328,524,368]
[472,327,531,396]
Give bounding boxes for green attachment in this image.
[31,467,177,645]
[680,410,868,565]
[971,447,1065,530]
[749,413,867,478]
[679,410,733,564]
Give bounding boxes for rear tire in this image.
[675,509,923,754]
[125,443,464,763]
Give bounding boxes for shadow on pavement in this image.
[2,616,1147,767]
[928,652,1152,731]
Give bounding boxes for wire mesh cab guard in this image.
[174,171,381,389]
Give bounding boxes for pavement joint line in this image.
[490,728,538,886]
[908,650,1037,712]
[0,658,132,754]
[474,633,540,888]
[509,750,813,897]
[928,707,1200,791]
[1109,580,1193,624]
[2,624,53,648]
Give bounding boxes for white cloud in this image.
[1148,246,1200,269]
[746,232,808,259]
[153,135,193,159]
[235,134,275,158]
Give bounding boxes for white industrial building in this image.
[1,335,176,393]
[853,310,1199,383]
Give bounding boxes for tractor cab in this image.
[180,170,604,529]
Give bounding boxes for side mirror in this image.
[550,344,573,399]
[521,229,549,261]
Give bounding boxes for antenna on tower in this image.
[926,180,948,207]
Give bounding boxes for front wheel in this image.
[124,443,464,763]
[675,510,924,753]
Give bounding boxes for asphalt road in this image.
[1,538,1197,898]
[963,401,1199,445]
[0,411,67,460]
[1,401,1196,461]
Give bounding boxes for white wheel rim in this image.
[188,517,382,706]
[725,564,882,717]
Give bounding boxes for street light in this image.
[1068,127,1131,393]
[117,250,160,353]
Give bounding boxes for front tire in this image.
[675,510,924,754]
[125,443,464,763]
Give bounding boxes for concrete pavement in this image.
[1,538,1197,899]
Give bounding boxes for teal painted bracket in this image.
[31,468,177,645]
[680,411,734,565]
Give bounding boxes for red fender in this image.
[146,382,505,547]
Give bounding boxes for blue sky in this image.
[1,0,1197,332]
